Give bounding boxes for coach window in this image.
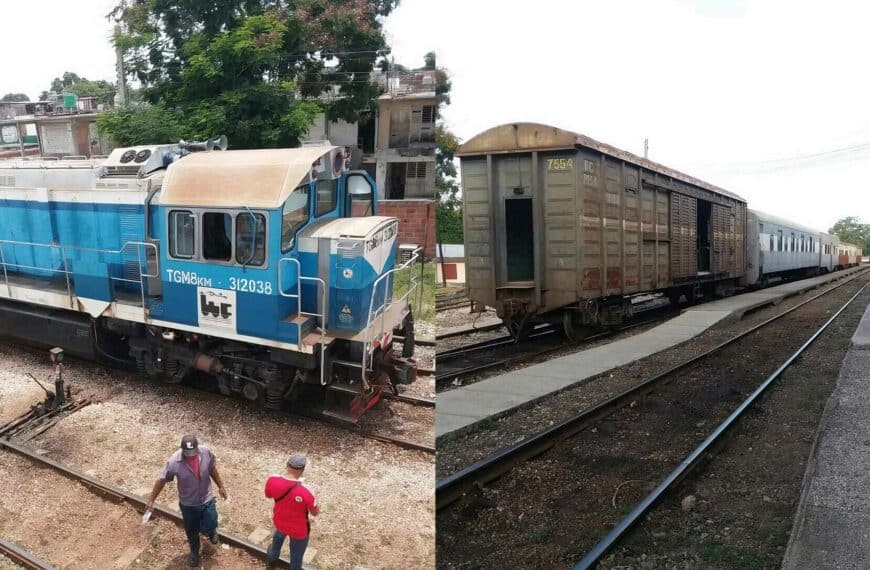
[236,212,266,266]
[315,178,338,217]
[778,230,783,251]
[769,233,774,251]
[203,212,233,261]
[791,233,795,251]
[282,185,311,252]
[169,210,196,259]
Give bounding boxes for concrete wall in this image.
[302,113,359,147]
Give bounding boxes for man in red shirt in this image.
[265,453,319,570]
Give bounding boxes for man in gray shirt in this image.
[146,435,228,567]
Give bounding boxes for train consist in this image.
[457,123,863,338]
[0,140,418,421]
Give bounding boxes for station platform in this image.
[436,267,866,438]
[782,297,870,569]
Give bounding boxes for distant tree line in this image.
[830,217,870,253]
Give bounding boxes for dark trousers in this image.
[179,498,218,555]
[267,530,309,570]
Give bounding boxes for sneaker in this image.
[188,552,200,567]
[209,532,220,545]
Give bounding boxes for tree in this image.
[434,56,462,245]
[829,217,870,252]
[46,71,117,105]
[1,93,29,102]
[103,0,398,148]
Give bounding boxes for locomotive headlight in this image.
[343,268,354,279]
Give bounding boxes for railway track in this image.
[435,307,676,385]
[0,538,56,570]
[437,270,869,567]
[0,430,293,568]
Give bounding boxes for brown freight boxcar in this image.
[457,123,747,338]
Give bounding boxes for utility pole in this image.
[114,26,128,106]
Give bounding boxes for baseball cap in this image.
[180,435,199,458]
[287,453,307,470]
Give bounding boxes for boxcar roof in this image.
[457,122,746,203]
[160,146,337,208]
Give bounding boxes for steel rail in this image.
[574,279,870,569]
[435,308,676,384]
[292,411,435,455]
[0,438,298,569]
[0,538,56,570]
[436,322,504,340]
[385,392,435,407]
[435,268,868,510]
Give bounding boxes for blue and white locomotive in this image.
[0,140,418,421]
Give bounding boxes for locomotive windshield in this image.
[346,174,374,217]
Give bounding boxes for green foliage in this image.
[436,202,464,244]
[96,104,187,146]
[829,216,870,252]
[434,60,462,244]
[1,93,29,102]
[105,0,397,148]
[48,71,117,105]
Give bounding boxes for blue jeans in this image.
[179,498,218,556]
[267,530,308,570]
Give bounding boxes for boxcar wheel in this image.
[562,311,591,342]
[506,316,530,341]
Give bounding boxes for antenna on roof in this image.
[644,138,649,159]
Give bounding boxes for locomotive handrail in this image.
[277,256,328,385]
[361,247,422,379]
[0,239,159,312]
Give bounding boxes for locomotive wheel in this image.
[562,310,592,342]
[162,359,186,384]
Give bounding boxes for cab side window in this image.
[169,210,196,259]
[282,185,311,252]
[203,212,232,261]
[236,213,266,266]
[315,178,338,217]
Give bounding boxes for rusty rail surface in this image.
[0,538,56,570]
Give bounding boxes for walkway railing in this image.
[0,239,159,311]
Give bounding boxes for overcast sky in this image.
[3,0,867,230]
[391,0,870,231]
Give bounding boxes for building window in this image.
[235,212,266,266]
[203,212,232,261]
[169,210,196,259]
[282,185,310,252]
[315,178,338,217]
[407,162,428,178]
[421,105,435,124]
